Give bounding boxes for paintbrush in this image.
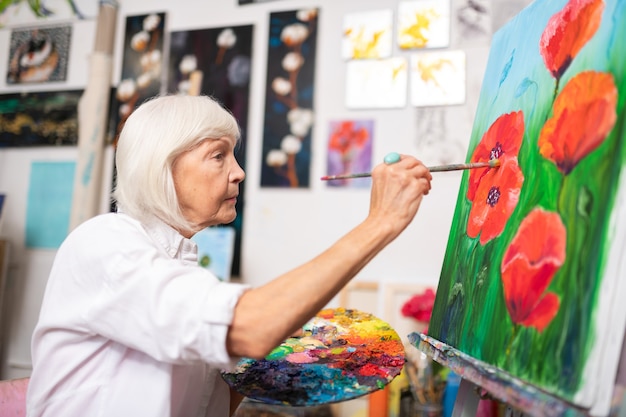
[320,159,500,181]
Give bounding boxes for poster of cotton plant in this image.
[107,12,166,145]
[260,8,318,188]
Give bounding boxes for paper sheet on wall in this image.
[26,162,75,249]
[192,227,236,282]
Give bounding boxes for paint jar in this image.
[412,402,443,417]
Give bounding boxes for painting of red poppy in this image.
[325,119,373,188]
[428,0,626,414]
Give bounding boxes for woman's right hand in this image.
[367,154,432,240]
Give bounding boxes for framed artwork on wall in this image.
[325,119,374,189]
[0,90,82,147]
[260,8,318,188]
[7,25,72,84]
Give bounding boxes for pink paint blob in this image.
[286,352,319,364]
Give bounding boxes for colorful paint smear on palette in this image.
[222,308,405,406]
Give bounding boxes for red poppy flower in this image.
[467,111,524,202]
[501,208,566,332]
[401,288,436,324]
[538,71,617,174]
[467,158,524,245]
[328,121,369,156]
[539,0,604,79]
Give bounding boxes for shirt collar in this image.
[142,216,198,264]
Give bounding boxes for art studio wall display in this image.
[108,12,166,145]
[428,0,626,414]
[260,8,318,188]
[410,50,466,107]
[397,0,451,49]
[7,25,71,84]
[345,57,408,110]
[325,120,373,189]
[0,90,83,147]
[168,24,253,277]
[0,0,97,27]
[342,9,393,60]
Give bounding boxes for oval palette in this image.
[221,307,405,406]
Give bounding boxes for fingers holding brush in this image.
[368,152,432,237]
[379,152,432,195]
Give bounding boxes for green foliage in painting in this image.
[429,0,626,403]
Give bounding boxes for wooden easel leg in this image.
[451,378,480,417]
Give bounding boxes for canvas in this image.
[260,9,318,188]
[410,50,466,107]
[107,12,166,145]
[345,57,408,109]
[26,161,75,249]
[0,90,82,147]
[191,227,236,282]
[342,9,393,60]
[428,0,626,414]
[325,119,373,189]
[7,25,71,84]
[397,0,451,49]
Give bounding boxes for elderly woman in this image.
[26,95,432,417]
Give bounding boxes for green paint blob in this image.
[265,345,294,360]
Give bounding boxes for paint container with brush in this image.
[403,343,447,416]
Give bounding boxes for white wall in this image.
[0,0,527,379]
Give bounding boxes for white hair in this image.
[112,94,241,232]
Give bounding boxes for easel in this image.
[409,332,626,417]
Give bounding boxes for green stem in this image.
[505,324,520,358]
[553,77,560,103]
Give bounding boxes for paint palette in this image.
[222,307,405,406]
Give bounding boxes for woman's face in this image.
[172,136,244,236]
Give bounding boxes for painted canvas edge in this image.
[582,167,626,415]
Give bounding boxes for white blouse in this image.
[26,212,249,417]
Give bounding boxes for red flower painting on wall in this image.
[500,208,566,332]
[539,0,604,79]
[328,121,369,155]
[538,71,617,175]
[466,111,524,202]
[328,121,370,176]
